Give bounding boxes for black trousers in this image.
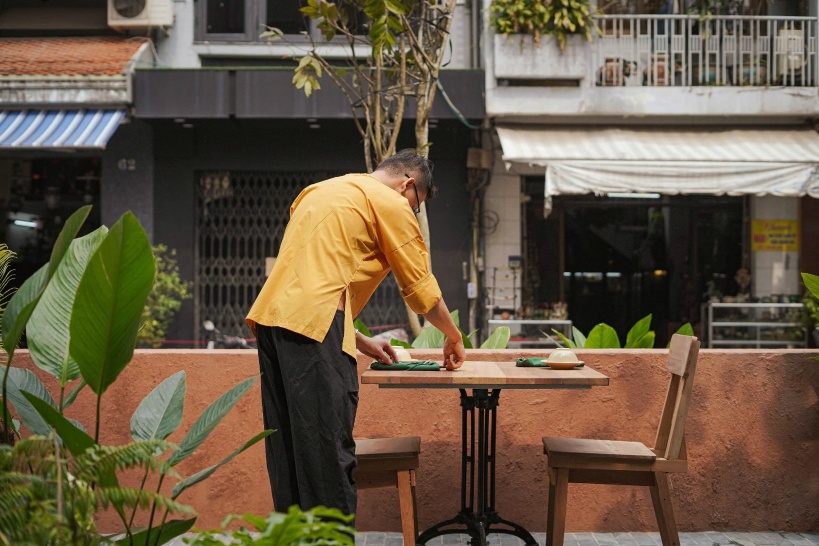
[256,311,359,516]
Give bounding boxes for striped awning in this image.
[0,109,125,149]
[497,126,819,199]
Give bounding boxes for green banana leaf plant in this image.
[0,207,271,546]
[356,309,512,350]
[551,314,694,349]
[801,272,819,361]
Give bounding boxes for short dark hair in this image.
[376,149,437,201]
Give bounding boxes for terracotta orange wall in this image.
[11,348,819,534]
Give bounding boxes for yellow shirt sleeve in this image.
[373,203,442,315]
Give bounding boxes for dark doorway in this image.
[522,179,745,347]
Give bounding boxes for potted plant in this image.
[490,0,600,80]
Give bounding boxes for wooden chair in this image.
[355,436,420,546]
[542,334,701,546]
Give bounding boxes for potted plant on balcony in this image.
[490,0,600,80]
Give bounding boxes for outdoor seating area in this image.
[11,346,816,538]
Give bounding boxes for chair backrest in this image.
[653,334,700,461]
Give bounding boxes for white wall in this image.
[154,0,476,70]
[155,0,200,68]
[750,196,801,297]
[483,146,523,313]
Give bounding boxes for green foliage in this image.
[28,227,108,388]
[1,207,270,545]
[184,505,356,546]
[553,316,692,349]
[0,244,15,343]
[137,245,193,349]
[70,213,156,397]
[802,272,819,299]
[0,435,193,546]
[0,436,99,546]
[361,309,511,349]
[801,272,819,360]
[489,0,600,51]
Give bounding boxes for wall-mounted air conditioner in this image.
[108,0,172,29]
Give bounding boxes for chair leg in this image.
[397,469,417,546]
[650,472,680,546]
[546,467,569,546]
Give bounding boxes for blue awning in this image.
[0,109,125,149]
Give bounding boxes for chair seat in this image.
[357,436,420,461]
[354,437,420,546]
[543,437,657,468]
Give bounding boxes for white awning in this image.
[496,126,819,199]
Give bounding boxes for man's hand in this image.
[443,337,466,371]
[356,334,399,364]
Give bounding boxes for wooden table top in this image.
[361,360,609,389]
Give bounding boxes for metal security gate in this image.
[194,170,408,342]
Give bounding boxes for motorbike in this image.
[202,320,255,349]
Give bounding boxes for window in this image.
[197,0,365,43]
[266,0,308,35]
[207,0,246,34]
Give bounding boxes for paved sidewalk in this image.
[355,532,819,546]
[168,531,819,545]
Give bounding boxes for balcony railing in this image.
[593,15,817,87]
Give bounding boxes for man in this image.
[246,149,466,517]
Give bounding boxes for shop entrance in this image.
[522,178,745,347]
[1,156,102,288]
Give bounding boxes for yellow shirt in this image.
[246,173,443,357]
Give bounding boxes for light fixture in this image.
[174,118,186,123]
[607,192,661,199]
[308,123,321,129]
[14,219,37,228]
[182,123,194,129]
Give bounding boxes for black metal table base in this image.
[417,389,538,546]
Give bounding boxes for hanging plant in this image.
[489,0,600,51]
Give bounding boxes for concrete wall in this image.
[12,348,819,534]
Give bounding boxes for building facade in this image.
[481,0,819,347]
[0,0,485,346]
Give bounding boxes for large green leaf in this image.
[70,213,155,396]
[62,378,86,411]
[802,272,819,299]
[114,517,196,546]
[481,326,510,349]
[412,325,445,348]
[131,371,186,442]
[1,265,47,358]
[171,430,272,499]
[630,332,656,348]
[27,227,108,386]
[46,205,92,279]
[22,391,95,456]
[4,367,55,437]
[353,319,371,337]
[572,326,587,348]
[168,377,257,466]
[2,205,91,357]
[550,329,575,348]
[667,323,695,347]
[585,323,620,348]
[389,339,412,348]
[625,314,652,348]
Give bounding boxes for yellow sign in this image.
[751,220,799,252]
